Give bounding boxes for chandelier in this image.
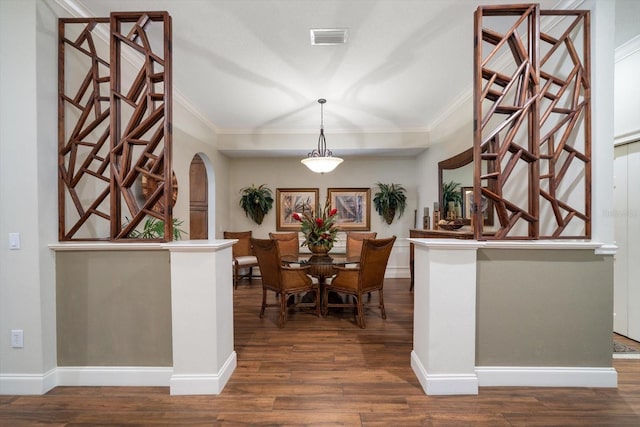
[301,99,343,173]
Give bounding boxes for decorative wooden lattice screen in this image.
[473,5,590,240]
[58,12,173,241]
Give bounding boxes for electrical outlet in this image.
[11,330,23,348]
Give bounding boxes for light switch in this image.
[11,330,24,348]
[9,233,20,250]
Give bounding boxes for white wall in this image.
[589,0,616,246]
[228,156,418,239]
[228,155,419,277]
[0,0,58,393]
[612,0,640,338]
[171,100,227,240]
[0,0,226,394]
[614,36,640,144]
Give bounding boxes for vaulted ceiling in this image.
[61,0,576,156]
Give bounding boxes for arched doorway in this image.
[189,154,208,239]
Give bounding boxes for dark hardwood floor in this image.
[2,278,640,426]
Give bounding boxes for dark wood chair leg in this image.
[357,294,365,328]
[260,288,267,318]
[278,292,287,328]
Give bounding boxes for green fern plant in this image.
[127,217,186,240]
[373,182,407,224]
[239,184,273,225]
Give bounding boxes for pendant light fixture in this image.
[301,99,343,173]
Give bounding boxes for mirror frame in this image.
[438,147,473,224]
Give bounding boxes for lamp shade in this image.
[301,156,343,173]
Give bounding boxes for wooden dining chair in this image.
[268,232,300,260]
[323,236,396,328]
[345,231,377,261]
[251,238,320,327]
[224,231,259,289]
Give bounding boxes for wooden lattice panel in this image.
[58,12,173,241]
[110,12,173,240]
[58,18,112,240]
[538,10,591,238]
[473,5,590,240]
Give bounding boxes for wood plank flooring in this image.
[2,278,640,426]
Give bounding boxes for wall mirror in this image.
[438,147,473,225]
[438,147,493,226]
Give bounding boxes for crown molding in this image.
[616,35,640,63]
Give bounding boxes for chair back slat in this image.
[345,232,377,260]
[269,232,299,259]
[359,236,396,292]
[223,231,253,258]
[251,238,283,290]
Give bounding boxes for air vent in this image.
[310,28,348,45]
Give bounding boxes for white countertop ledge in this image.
[409,238,615,253]
[49,239,235,252]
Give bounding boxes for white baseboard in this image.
[411,351,479,395]
[170,351,237,395]
[57,366,173,387]
[476,366,618,388]
[385,265,410,279]
[613,353,640,360]
[2,353,238,396]
[0,368,57,395]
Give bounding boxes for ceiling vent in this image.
[310,28,348,45]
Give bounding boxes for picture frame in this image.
[275,188,319,231]
[328,188,371,231]
[461,186,494,226]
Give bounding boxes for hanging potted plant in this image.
[373,182,407,225]
[239,184,274,225]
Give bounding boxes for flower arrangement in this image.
[292,201,339,250]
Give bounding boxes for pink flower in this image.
[329,208,338,217]
[292,212,302,221]
[315,218,324,226]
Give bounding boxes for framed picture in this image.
[275,188,319,231]
[461,186,494,226]
[328,188,371,231]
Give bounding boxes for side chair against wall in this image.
[346,231,378,301]
[268,232,300,260]
[345,231,377,260]
[223,231,259,289]
[323,236,396,328]
[251,238,320,327]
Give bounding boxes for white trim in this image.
[483,240,604,250]
[56,366,173,387]
[615,35,640,63]
[613,353,640,360]
[384,265,410,279]
[410,238,609,252]
[411,351,479,395]
[0,369,57,395]
[161,239,235,252]
[595,244,618,255]
[49,242,165,251]
[476,366,618,388]
[48,239,236,252]
[615,130,640,146]
[170,351,237,395]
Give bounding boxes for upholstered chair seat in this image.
[224,231,259,288]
